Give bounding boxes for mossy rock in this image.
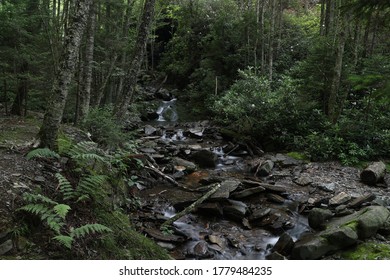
[342,243,390,260]
[286,152,309,162]
[96,210,171,260]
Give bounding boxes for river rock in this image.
[256,160,274,177]
[207,235,225,248]
[211,180,240,200]
[223,200,248,221]
[272,233,294,256]
[329,192,351,207]
[190,241,213,259]
[173,157,197,173]
[347,193,376,208]
[267,193,285,204]
[292,206,390,259]
[230,186,266,199]
[266,252,287,260]
[308,208,334,230]
[0,239,13,255]
[190,150,218,168]
[197,202,223,217]
[293,175,313,186]
[144,125,157,136]
[249,208,272,221]
[315,182,337,193]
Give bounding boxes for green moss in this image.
[343,220,358,231]
[287,151,310,161]
[95,209,171,260]
[341,242,390,260]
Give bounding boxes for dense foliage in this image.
[0,0,389,160]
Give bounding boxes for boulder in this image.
[329,192,351,207]
[308,208,333,230]
[190,150,218,168]
[272,233,295,256]
[292,235,337,260]
[223,200,248,221]
[211,180,240,200]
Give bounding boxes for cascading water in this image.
[156,98,178,122]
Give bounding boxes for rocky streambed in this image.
[129,119,390,260]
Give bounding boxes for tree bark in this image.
[75,2,96,125]
[360,161,386,185]
[39,0,92,150]
[114,0,156,122]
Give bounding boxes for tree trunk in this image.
[327,16,347,124]
[114,0,156,122]
[268,0,276,84]
[10,61,28,116]
[360,161,386,185]
[39,0,92,150]
[75,2,96,125]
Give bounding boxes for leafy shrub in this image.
[82,106,127,147]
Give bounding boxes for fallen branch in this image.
[160,183,221,230]
[144,165,179,187]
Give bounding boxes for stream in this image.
[133,97,390,260]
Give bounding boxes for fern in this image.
[70,223,112,239]
[53,204,71,219]
[76,175,107,199]
[26,148,60,160]
[19,204,52,217]
[55,173,75,200]
[22,193,58,205]
[52,235,73,249]
[67,141,107,163]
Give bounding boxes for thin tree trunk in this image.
[328,17,347,124]
[39,0,92,150]
[10,62,28,116]
[94,54,117,107]
[76,2,96,125]
[3,77,8,114]
[268,0,276,83]
[114,0,156,122]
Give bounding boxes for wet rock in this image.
[230,186,266,199]
[267,193,285,204]
[354,206,390,238]
[292,234,337,260]
[144,228,185,243]
[190,241,213,259]
[0,239,13,255]
[266,252,287,260]
[329,192,351,207]
[207,235,225,248]
[211,180,240,200]
[273,154,301,167]
[197,202,223,217]
[315,182,337,193]
[187,128,204,139]
[272,233,294,256]
[308,208,334,230]
[242,180,287,193]
[348,193,376,208]
[172,171,185,180]
[139,147,157,154]
[173,157,197,173]
[190,150,218,168]
[324,225,358,247]
[144,125,157,136]
[249,208,272,221]
[294,175,313,186]
[33,176,45,183]
[256,160,274,177]
[223,200,248,221]
[157,242,176,250]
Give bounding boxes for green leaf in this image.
[53,235,73,249]
[26,148,60,160]
[53,204,71,220]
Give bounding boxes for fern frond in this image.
[53,235,73,249]
[46,215,64,234]
[70,223,112,239]
[53,204,71,219]
[55,173,74,200]
[67,141,109,165]
[22,193,58,205]
[76,175,107,198]
[19,203,52,217]
[26,148,60,160]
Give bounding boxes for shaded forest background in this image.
[1,0,389,163]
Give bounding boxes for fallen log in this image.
[360,161,386,185]
[160,183,221,230]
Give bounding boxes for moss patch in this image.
[287,152,309,161]
[341,242,390,260]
